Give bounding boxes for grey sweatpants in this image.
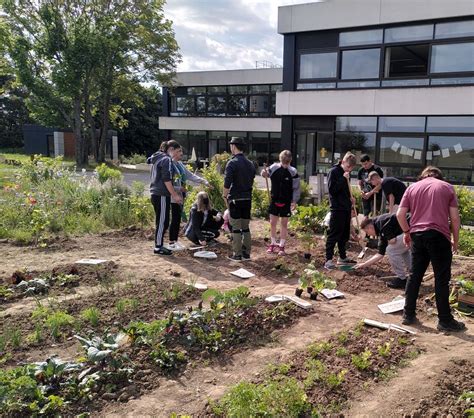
[386,234,412,279]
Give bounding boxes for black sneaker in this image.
[387,277,407,289]
[437,319,466,332]
[227,254,242,262]
[401,315,417,325]
[154,246,173,256]
[242,252,251,260]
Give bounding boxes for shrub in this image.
[120,153,147,165]
[95,163,122,184]
[298,180,312,205]
[458,229,474,256]
[455,186,474,226]
[290,201,329,233]
[252,184,270,218]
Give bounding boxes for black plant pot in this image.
[264,237,269,243]
[310,292,318,300]
[307,286,313,294]
[304,253,311,260]
[295,288,303,297]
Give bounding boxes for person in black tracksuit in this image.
[184,191,224,245]
[324,152,357,270]
[223,137,256,261]
[147,140,182,255]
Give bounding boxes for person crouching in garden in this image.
[168,146,209,251]
[184,191,224,246]
[147,140,182,256]
[261,150,300,256]
[355,213,411,289]
[324,152,357,270]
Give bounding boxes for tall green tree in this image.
[0,0,180,164]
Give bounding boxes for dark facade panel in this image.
[295,30,339,50]
[281,116,293,150]
[23,124,54,155]
[282,34,296,91]
[294,116,335,131]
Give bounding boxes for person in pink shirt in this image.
[396,166,465,332]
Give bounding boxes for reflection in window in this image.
[188,131,207,161]
[383,166,421,182]
[336,117,377,132]
[337,80,380,88]
[341,49,380,79]
[173,97,195,115]
[382,79,429,86]
[270,133,281,162]
[208,86,226,94]
[187,87,206,95]
[196,97,206,114]
[431,77,474,85]
[427,116,474,133]
[249,95,269,114]
[297,82,336,89]
[385,44,429,77]
[340,29,383,47]
[385,24,433,43]
[379,117,426,132]
[300,52,337,79]
[207,96,226,116]
[431,43,474,73]
[435,20,474,39]
[379,136,424,164]
[335,132,376,160]
[249,132,270,166]
[428,136,474,169]
[249,85,269,93]
[228,85,248,94]
[227,96,248,116]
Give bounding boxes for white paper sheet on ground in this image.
[230,268,255,279]
[76,258,108,265]
[378,297,406,314]
[186,282,208,290]
[454,143,463,154]
[426,151,433,160]
[391,141,401,152]
[265,295,286,303]
[433,150,441,156]
[441,148,450,158]
[321,289,345,299]
[193,251,217,259]
[284,295,313,309]
[413,150,422,160]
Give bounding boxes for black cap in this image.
[229,136,245,145]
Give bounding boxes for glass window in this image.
[431,77,474,85]
[316,132,334,167]
[207,96,226,116]
[428,136,474,169]
[335,132,376,160]
[228,85,248,94]
[173,97,195,115]
[171,130,189,159]
[431,168,473,183]
[385,24,433,43]
[271,84,282,92]
[297,82,337,89]
[208,131,226,157]
[337,80,380,88]
[249,95,269,115]
[208,86,226,94]
[196,97,206,114]
[382,79,429,86]
[227,96,248,116]
[249,132,269,166]
[336,116,377,132]
[383,166,421,182]
[188,131,207,161]
[299,52,337,79]
[249,85,269,93]
[379,117,426,132]
[385,44,429,77]
[341,48,380,79]
[431,42,474,73]
[340,29,383,47]
[187,87,206,95]
[427,116,474,133]
[435,20,474,39]
[270,133,281,162]
[379,136,424,164]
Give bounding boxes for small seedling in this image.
[397,336,409,346]
[352,320,365,337]
[7,327,22,349]
[377,342,391,357]
[336,347,348,357]
[45,311,75,340]
[337,331,348,344]
[351,349,372,370]
[308,341,333,358]
[81,307,101,327]
[326,369,347,389]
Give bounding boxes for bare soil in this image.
[0,219,473,417]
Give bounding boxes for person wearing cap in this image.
[223,137,256,261]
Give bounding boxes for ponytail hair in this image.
[161,140,181,153]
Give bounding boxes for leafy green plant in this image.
[298,180,312,205]
[95,163,122,184]
[308,341,333,358]
[458,229,474,256]
[326,369,348,389]
[202,286,256,310]
[149,345,187,370]
[299,265,337,292]
[455,186,474,225]
[377,342,391,357]
[457,276,474,296]
[336,347,349,357]
[303,359,326,389]
[0,285,13,299]
[81,307,101,327]
[337,331,348,344]
[289,201,329,233]
[351,349,372,370]
[45,311,75,340]
[115,298,139,314]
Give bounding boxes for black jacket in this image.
[373,213,409,255]
[224,154,256,200]
[184,205,223,243]
[147,151,174,196]
[327,163,351,212]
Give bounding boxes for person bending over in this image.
[368,172,406,214]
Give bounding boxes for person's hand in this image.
[354,263,365,270]
[343,171,350,179]
[261,170,269,178]
[403,232,411,248]
[362,192,370,200]
[291,202,296,211]
[173,194,183,205]
[452,240,458,253]
[199,240,207,246]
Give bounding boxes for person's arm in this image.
[396,206,411,247]
[388,194,395,213]
[327,168,347,195]
[449,206,461,253]
[291,169,301,209]
[357,169,365,192]
[183,165,209,187]
[356,253,384,269]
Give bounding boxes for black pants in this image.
[362,192,383,216]
[325,210,351,261]
[404,229,453,322]
[169,203,182,242]
[188,228,222,245]
[151,195,170,248]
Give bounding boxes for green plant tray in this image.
[337,265,355,271]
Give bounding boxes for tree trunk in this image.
[73,97,86,166]
[97,90,111,163]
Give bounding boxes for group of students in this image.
[148,140,465,333]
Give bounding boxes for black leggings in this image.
[151,195,170,248]
[169,203,182,242]
[325,210,351,261]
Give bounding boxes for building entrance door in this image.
[295,132,315,180]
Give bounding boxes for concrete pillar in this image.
[53,131,64,157]
[112,135,118,160]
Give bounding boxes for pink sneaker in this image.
[278,246,286,256]
[267,244,277,254]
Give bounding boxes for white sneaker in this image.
[166,242,186,251]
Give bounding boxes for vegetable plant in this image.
[351,349,372,370]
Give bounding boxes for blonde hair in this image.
[342,152,356,167]
[196,191,211,212]
[368,171,381,181]
[279,150,292,165]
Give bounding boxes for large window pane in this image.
[335,132,375,161]
[249,132,269,166]
[340,29,383,46]
[385,24,433,43]
[270,132,281,163]
[385,44,429,77]
[379,117,425,132]
[297,82,336,89]
[249,85,270,93]
[228,85,248,94]
[227,96,248,116]
[196,97,206,114]
[271,84,282,92]
[431,77,474,85]
[336,116,377,132]
[382,166,420,182]
[341,49,380,79]
[172,97,195,115]
[208,86,226,94]
[208,96,226,116]
[337,80,380,88]
[427,116,474,133]
[300,52,337,79]
[209,131,227,156]
[171,130,189,159]
[187,87,206,95]
[435,20,474,39]
[431,43,474,73]
[379,136,424,164]
[188,131,207,161]
[249,95,269,115]
[428,136,474,169]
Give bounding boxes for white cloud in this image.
[164,0,318,72]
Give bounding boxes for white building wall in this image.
[276,86,474,116]
[53,131,64,157]
[278,0,474,34]
[159,117,282,133]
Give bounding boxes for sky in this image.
[164,0,317,72]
